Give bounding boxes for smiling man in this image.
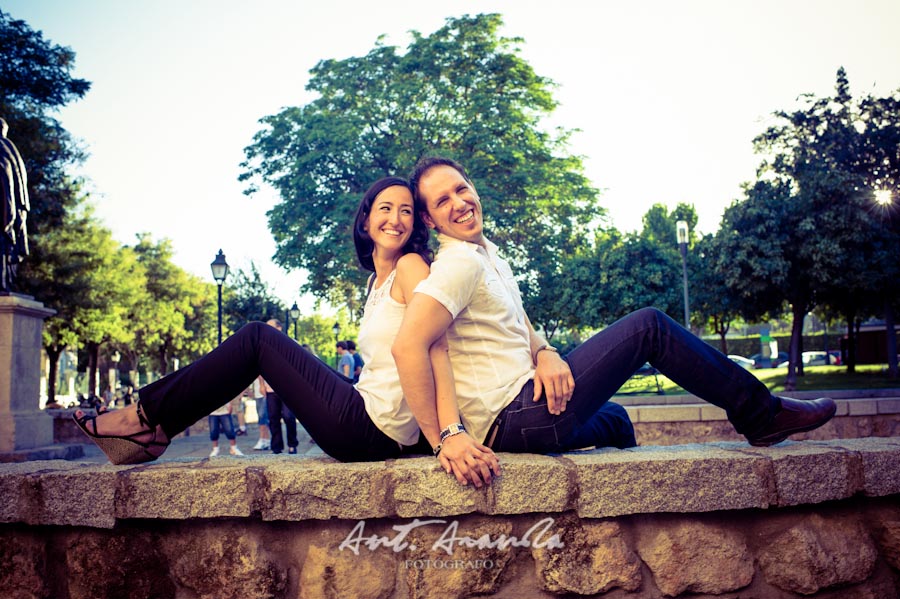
[391,156,835,480]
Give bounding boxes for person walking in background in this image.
[251,378,271,450]
[234,389,248,436]
[263,319,299,454]
[347,340,364,383]
[208,393,244,457]
[336,341,354,378]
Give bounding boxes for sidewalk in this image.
[76,422,324,463]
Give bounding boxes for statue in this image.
[1,117,30,293]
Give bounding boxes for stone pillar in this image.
[0,293,56,452]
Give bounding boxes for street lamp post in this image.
[676,220,691,330]
[290,302,300,340]
[332,322,341,369]
[210,249,229,345]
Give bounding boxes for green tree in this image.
[690,234,740,353]
[19,205,144,401]
[223,262,287,330]
[0,9,90,239]
[241,13,600,313]
[130,235,217,376]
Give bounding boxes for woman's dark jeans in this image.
[491,308,776,453]
[139,322,403,462]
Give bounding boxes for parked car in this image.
[775,351,841,368]
[728,355,755,369]
[749,352,789,369]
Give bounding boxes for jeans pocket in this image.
[519,413,578,453]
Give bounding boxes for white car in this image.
[728,355,755,369]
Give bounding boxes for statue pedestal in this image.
[0,293,56,452]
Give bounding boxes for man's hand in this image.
[533,350,575,415]
[437,433,501,487]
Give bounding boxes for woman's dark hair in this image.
[408,156,472,212]
[353,176,433,272]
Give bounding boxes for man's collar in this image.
[436,233,498,256]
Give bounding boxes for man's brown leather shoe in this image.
[747,397,837,447]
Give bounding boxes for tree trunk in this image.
[843,309,857,373]
[784,305,806,391]
[87,342,99,398]
[45,345,61,404]
[885,298,898,379]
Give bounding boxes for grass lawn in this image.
[615,364,900,396]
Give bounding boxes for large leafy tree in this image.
[0,9,90,238]
[223,262,286,331]
[241,13,600,314]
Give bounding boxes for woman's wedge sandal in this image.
[73,402,169,465]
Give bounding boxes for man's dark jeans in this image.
[491,308,776,453]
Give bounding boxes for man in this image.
[262,319,298,454]
[392,157,835,484]
[335,341,354,379]
[346,340,364,383]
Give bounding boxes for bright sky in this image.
[4,0,900,311]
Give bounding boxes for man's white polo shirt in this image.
[414,234,534,443]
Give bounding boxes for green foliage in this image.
[223,262,287,330]
[241,13,601,312]
[129,234,217,374]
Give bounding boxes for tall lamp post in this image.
[676,220,691,329]
[210,249,229,345]
[290,302,300,340]
[332,322,341,368]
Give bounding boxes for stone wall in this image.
[2,438,899,598]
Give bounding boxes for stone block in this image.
[161,523,287,599]
[634,517,754,596]
[300,537,397,599]
[116,460,254,522]
[811,437,900,496]
[0,531,47,599]
[848,399,878,416]
[390,457,486,518]
[636,405,701,423]
[567,444,773,518]
[834,400,850,416]
[878,398,900,414]
[758,513,877,595]
[699,405,728,421]
[532,514,641,594]
[29,462,119,528]
[487,454,571,514]
[624,406,638,422]
[739,442,861,506]
[263,457,393,521]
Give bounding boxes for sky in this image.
[4,0,900,312]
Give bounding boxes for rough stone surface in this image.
[567,443,773,517]
[299,536,396,599]
[737,442,861,506]
[487,453,571,514]
[263,457,393,520]
[390,457,486,517]
[162,523,286,599]
[532,514,641,594]
[758,513,878,595]
[812,437,900,496]
[0,531,47,599]
[634,517,754,596]
[866,503,900,572]
[65,529,176,599]
[116,460,253,521]
[400,516,515,599]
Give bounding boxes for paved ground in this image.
[77,422,324,463]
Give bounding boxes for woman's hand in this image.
[533,351,575,415]
[437,433,501,488]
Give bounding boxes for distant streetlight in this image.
[290,302,300,339]
[332,322,341,368]
[210,249,229,345]
[875,189,893,206]
[676,220,691,329]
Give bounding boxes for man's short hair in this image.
[346,340,357,351]
[336,341,348,350]
[409,156,472,208]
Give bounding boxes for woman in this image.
[75,177,498,479]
